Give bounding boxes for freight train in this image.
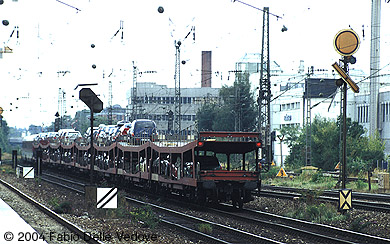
[23,129,267,208]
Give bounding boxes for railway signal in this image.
[79,87,103,184]
[333,29,360,212]
[79,88,103,113]
[332,62,359,93]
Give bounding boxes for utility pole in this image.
[108,80,113,124]
[132,62,138,121]
[277,134,284,167]
[58,88,66,129]
[369,0,381,137]
[258,7,272,164]
[172,24,195,135]
[305,67,313,166]
[174,40,181,134]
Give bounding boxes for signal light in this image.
[256,142,262,147]
[197,141,204,147]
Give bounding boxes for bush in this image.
[310,171,324,183]
[348,158,367,176]
[197,223,213,234]
[49,197,72,214]
[130,205,159,228]
[350,217,371,232]
[261,166,280,180]
[54,201,72,214]
[355,180,368,190]
[299,190,322,204]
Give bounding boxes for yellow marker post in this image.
[339,189,352,211]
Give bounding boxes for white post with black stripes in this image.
[97,187,117,209]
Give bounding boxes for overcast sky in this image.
[1,0,389,129]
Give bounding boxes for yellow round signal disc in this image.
[334,29,360,56]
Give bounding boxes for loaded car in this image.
[127,119,158,143]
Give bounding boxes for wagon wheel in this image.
[238,197,243,209]
[232,190,244,209]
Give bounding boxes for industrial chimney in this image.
[201,51,212,87]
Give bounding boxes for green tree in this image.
[0,119,11,153]
[280,124,305,169]
[348,131,385,175]
[281,116,384,172]
[197,103,217,131]
[311,117,340,170]
[197,72,257,132]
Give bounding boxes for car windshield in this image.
[67,132,80,138]
[134,121,155,131]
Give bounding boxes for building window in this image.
[382,104,385,122]
[358,105,369,123]
[362,105,369,123]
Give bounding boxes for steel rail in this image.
[0,178,104,244]
[125,196,284,244]
[36,174,284,243]
[214,204,390,244]
[260,187,390,212]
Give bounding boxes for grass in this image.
[0,164,15,175]
[267,166,380,192]
[269,170,337,190]
[349,217,372,232]
[285,202,347,224]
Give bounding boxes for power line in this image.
[232,0,282,19]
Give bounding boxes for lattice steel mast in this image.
[174,40,182,133]
[131,61,138,121]
[258,7,272,163]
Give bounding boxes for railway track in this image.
[0,178,104,244]
[260,185,390,212]
[127,196,284,244]
[210,204,390,244]
[40,172,85,194]
[40,172,284,243]
[37,171,390,243]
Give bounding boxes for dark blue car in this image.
[128,119,157,142]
